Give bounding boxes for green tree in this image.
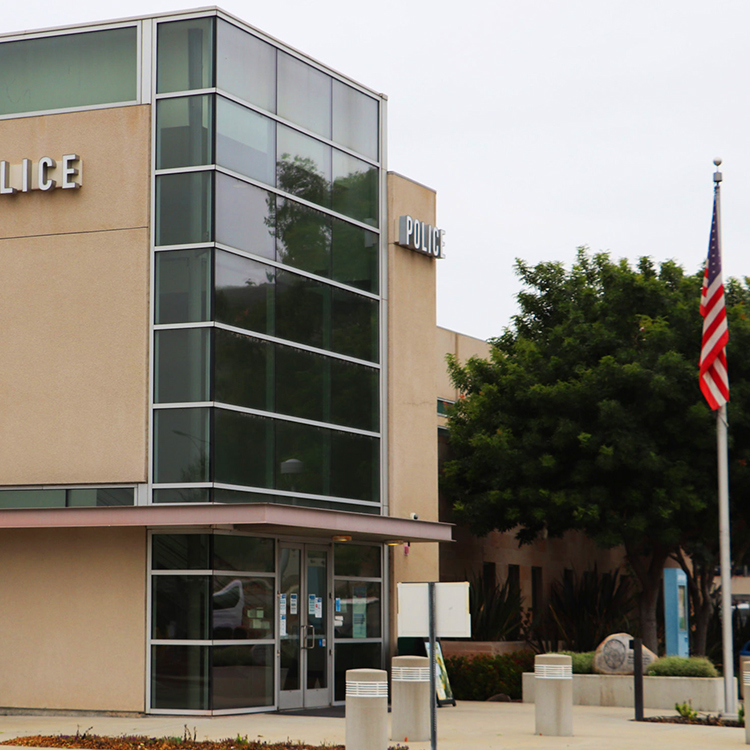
[443,249,750,653]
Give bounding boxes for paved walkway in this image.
[0,702,746,750]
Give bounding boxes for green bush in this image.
[444,651,536,701]
[646,656,718,678]
[557,651,595,674]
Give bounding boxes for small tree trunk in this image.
[672,548,716,657]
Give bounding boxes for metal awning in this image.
[0,503,453,543]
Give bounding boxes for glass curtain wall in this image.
[332,543,383,701]
[152,15,382,513]
[150,532,276,711]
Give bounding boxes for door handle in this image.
[301,624,315,649]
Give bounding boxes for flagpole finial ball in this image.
[714,158,723,167]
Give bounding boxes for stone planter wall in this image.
[522,672,732,712]
[440,640,531,658]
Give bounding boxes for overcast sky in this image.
[5,1,749,341]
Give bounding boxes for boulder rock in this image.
[593,633,657,675]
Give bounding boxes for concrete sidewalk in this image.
[0,702,746,750]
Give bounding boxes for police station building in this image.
[0,8,451,714]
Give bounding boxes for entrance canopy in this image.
[0,503,453,544]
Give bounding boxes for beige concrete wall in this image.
[436,327,490,429]
[0,528,147,711]
[0,106,150,484]
[387,173,440,594]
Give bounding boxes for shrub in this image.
[557,651,595,674]
[468,570,523,641]
[546,566,635,652]
[647,656,718,678]
[444,651,535,701]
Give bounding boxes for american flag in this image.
[699,192,729,410]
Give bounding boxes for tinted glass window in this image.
[213,644,273,709]
[152,575,210,639]
[152,533,210,570]
[151,645,209,710]
[330,430,379,502]
[156,249,212,324]
[0,489,65,508]
[157,17,214,93]
[213,535,275,572]
[215,329,271,411]
[275,270,328,350]
[0,27,137,116]
[277,52,331,138]
[217,20,276,112]
[67,488,134,507]
[332,80,378,161]
[330,359,379,432]
[274,199,331,278]
[332,288,378,362]
[275,420,327,496]
[154,407,210,483]
[334,580,381,639]
[156,95,213,169]
[153,488,211,504]
[332,150,378,225]
[215,250,274,335]
[331,218,378,294]
[277,125,331,207]
[156,172,213,246]
[334,544,381,577]
[213,576,274,639]
[155,328,210,403]
[275,345,327,423]
[216,97,276,185]
[215,173,275,259]
[214,409,272,488]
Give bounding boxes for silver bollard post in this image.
[745,673,750,744]
[346,668,388,750]
[534,654,573,737]
[390,656,431,742]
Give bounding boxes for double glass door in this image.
[278,544,331,709]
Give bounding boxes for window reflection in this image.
[332,151,378,225]
[332,80,378,161]
[277,51,331,138]
[216,97,275,185]
[213,576,274,639]
[217,19,276,112]
[277,126,331,206]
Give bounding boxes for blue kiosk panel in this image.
[663,567,689,656]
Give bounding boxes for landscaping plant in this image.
[444,651,535,701]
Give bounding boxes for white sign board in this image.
[397,581,471,638]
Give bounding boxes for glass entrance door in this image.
[278,544,331,709]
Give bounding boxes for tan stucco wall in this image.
[386,173,440,593]
[0,527,147,711]
[0,106,150,484]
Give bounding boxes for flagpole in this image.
[713,160,736,714]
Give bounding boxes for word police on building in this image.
[0,154,82,194]
[398,215,444,259]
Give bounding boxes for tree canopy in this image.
[443,249,750,652]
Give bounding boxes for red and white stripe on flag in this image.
[699,194,729,410]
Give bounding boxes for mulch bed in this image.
[0,735,409,750]
[640,715,743,728]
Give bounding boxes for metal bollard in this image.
[346,668,388,750]
[390,656,430,742]
[534,654,573,736]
